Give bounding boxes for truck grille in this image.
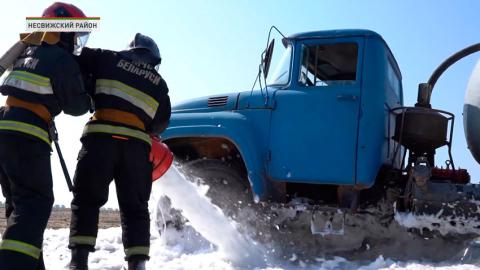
[207,96,228,107]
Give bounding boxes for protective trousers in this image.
[0,134,53,270]
[69,135,152,260]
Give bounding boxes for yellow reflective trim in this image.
[9,70,51,86]
[83,124,151,145]
[4,77,54,95]
[69,236,96,246]
[9,74,50,88]
[125,246,149,257]
[4,70,54,95]
[96,79,158,118]
[9,70,50,84]
[96,79,157,110]
[0,239,41,259]
[0,120,50,145]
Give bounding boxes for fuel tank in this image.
[464,60,480,164]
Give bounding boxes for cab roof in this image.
[288,29,383,40]
[287,29,401,79]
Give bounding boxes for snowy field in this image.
[39,226,480,270]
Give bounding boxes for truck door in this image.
[268,38,363,185]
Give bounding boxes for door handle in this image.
[337,94,357,101]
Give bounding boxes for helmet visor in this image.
[73,32,90,55]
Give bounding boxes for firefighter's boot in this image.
[69,247,89,270]
[128,259,146,270]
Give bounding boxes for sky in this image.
[0,0,479,207]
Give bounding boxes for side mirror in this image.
[262,39,275,79]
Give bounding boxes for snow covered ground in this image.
[39,226,480,270]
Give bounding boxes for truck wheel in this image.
[183,159,252,219]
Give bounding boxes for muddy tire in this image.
[153,159,251,235]
[183,159,252,219]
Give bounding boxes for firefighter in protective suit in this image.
[0,2,91,270]
[68,33,171,270]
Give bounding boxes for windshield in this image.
[267,44,292,86]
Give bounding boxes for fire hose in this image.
[0,41,27,77]
[48,121,74,191]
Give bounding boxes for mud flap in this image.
[310,208,345,236]
[410,181,480,235]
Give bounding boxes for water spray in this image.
[149,138,265,267]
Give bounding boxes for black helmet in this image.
[127,33,161,65]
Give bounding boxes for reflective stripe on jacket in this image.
[96,79,158,119]
[4,70,53,95]
[82,122,151,146]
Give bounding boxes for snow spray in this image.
[151,165,265,267]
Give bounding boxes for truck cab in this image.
[162,29,403,202]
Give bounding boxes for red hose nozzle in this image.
[150,136,173,181]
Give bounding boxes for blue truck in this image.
[159,28,480,255]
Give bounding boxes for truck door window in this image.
[299,43,358,87]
